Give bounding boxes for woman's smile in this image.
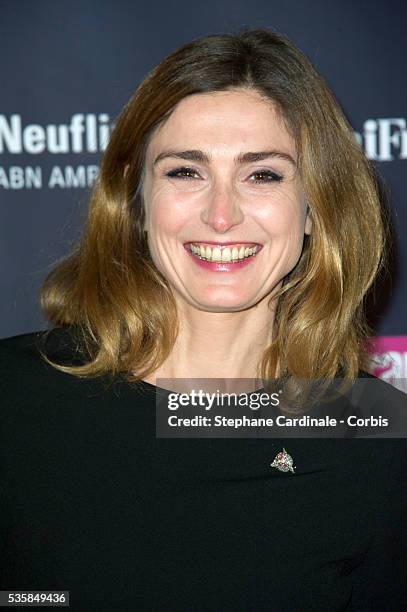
[142,88,311,312]
[184,241,263,272]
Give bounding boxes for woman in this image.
[0,28,406,611]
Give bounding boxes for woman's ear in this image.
[304,204,313,235]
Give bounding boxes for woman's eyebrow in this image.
[153,149,296,167]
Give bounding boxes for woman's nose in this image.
[200,184,244,233]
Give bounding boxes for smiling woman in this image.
[0,27,406,612]
[140,89,311,370]
[34,30,384,386]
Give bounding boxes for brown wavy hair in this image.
[38,27,387,386]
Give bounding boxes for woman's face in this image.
[142,88,312,313]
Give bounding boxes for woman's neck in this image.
[144,298,275,385]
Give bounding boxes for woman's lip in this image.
[183,243,262,272]
[184,241,262,247]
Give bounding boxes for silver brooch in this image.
[271,448,295,473]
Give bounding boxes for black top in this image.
[0,327,406,611]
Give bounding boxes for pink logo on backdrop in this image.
[367,336,407,381]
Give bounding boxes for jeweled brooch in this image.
[271,448,296,473]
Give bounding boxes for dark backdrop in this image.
[1,1,406,350]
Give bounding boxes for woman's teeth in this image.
[189,244,259,262]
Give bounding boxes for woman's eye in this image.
[164,167,283,183]
[249,170,283,183]
[165,167,201,180]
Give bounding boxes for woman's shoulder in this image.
[0,325,87,367]
[0,328,49,376]
[0,328,45,354]
[343,370,407,445]
[353,369,406,406]
[0,326,93,406]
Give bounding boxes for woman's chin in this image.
[187,294,258,313]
